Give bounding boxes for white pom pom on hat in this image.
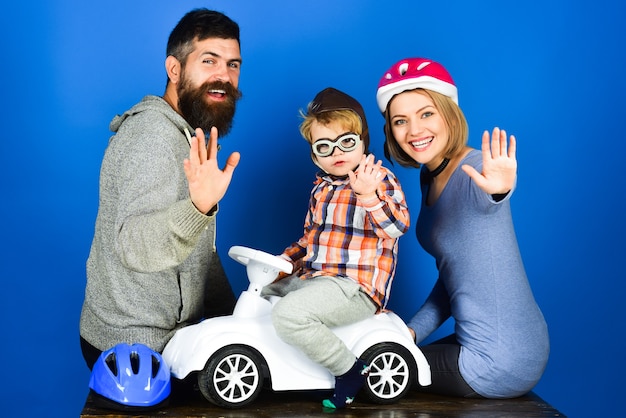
[376,58,458,113]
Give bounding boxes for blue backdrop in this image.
[1,1,624,417]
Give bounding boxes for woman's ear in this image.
[165,55,181,84]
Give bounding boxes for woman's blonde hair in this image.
[383,89,468,168]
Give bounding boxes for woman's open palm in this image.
[461,127,517,195]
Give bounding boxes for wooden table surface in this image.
[81,386,566,418]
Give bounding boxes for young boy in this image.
[264,87,410,409]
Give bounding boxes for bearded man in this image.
[80,9,242,369]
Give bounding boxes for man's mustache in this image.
[202,80,242,101]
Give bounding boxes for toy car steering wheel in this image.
[228,246,293,291]
[228,246,293,273]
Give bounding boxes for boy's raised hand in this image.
[461,127,517,195]
[349,154,383,199]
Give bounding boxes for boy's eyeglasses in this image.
[312,133,361,157]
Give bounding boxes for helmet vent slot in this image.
[104,353,118,377]
[151,355,161,378]
[130,352,140,374]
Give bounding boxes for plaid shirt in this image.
[282,167,409,309]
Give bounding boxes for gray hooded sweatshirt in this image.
[80,95,234,352]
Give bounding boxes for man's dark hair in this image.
[166,8,240,66]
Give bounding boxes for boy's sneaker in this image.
[322,359,370,409]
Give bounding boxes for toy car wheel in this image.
[360,342,415,404]
[197,345,265,408]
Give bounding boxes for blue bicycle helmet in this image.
[89,343,171,409]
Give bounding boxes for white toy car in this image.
[162,245,431,408]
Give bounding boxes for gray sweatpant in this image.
[262,275,377,376]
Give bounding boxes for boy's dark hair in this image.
[166,8,240,66]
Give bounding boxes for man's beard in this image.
[177,75,242,137]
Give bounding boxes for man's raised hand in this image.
[183,127,240,214]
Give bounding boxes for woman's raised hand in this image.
[461,127,517,195]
